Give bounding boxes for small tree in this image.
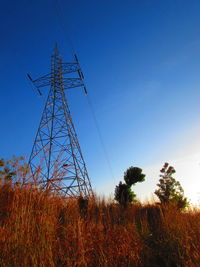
[114,166,146,207]
[155,162,189,209]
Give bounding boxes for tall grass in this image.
[0,182,199,266]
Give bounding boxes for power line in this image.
[86,93,116,182]
[54,0,76,55]
[54,0,116,183]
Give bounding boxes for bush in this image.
[114,166,145,207]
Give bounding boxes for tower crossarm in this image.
[28,61,86,92]
[32,76,84,90]
[31,73,52,88]
[61,62,81,74]
[63,78,84,89]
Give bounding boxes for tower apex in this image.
[53,42,60,55]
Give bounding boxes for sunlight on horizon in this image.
[136,131,200,205]
[96,128,200,206]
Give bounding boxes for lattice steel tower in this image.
[28,44,92,197]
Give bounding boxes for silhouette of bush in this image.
[115,166,145,208]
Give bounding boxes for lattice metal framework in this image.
[28,45,93,197]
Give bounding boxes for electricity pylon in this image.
[27,44,93,197]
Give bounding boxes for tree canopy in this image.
[124,167,145,187]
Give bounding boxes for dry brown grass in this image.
[0,182,199,266]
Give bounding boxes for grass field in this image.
[0,182,199,266]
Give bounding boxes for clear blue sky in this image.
[1,0,200,203]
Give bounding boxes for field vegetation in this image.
[0,158,199,266]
